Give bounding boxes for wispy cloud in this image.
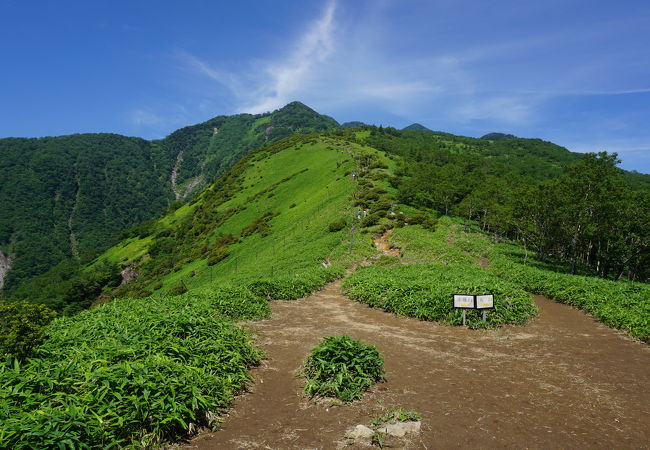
[130,108,163,126]
[179,1,338,114]
[242,1,337,113]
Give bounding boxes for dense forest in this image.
[0,134,171,290]
[0,102,338,294]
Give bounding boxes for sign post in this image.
[475,294,494,322]
[452,294,494,325]
[453,294,475,326]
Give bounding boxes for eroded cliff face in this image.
[0,251,11,290]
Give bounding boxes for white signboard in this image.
[476,294,494,310]
[453,294,475,309]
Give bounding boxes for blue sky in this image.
[1,0,649,173]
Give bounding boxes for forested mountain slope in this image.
[0,134,170,290]
[0,102,338,292]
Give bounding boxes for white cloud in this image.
[241,1,337,113]
[130,109,163,126]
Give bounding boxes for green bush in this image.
[490,252,650,342]
[168,282,188,296]
[0,301,56,359]
[207,246,229,266]
[178,285,271,321]
[246,266,344,300]
[406,214,437,231]
[302,335,384,403]
[327,219,347,232]
[361,213,381,228]
[375,255,401,267]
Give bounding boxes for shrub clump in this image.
[168,282,188,296]
[245,266,344,300]
[207,246,229,266]
[302,335,384,403]
[406,214,437,231]
[0,292,264,448]
[327,219,347,232]
[343,264,537,329]
[0,300,56,359]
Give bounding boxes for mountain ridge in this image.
[0,102,338,291]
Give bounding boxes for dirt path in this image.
[374,229,401,257]
[183,283,650,449]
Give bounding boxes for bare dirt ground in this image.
[374,228,401,258]
[183,281,650,449]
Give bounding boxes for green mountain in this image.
[480,132,517,140]
[341,121,368,129]
[402,123,431,131]
[12,125,650,312]
[0,102,338,292]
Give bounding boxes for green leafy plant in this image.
[371,430,387,448]
[302,335,384,403]
[490,248,650,342]
[0,288,266,448]
[343,264,537,328]
[246,266,344,300]
[370,407,421,427]
[207,246,229,266]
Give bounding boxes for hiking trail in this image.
[182,281,650,449]
[374,229,401,258]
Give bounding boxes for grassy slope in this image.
[95,136,391,293]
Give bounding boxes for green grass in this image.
[101,138,378,294]
[343,264,537,328]
[390,217,476,266]
[302,335,384,403]
[370,407,421,427]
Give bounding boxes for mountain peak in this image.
[402,123,430,131]
[276,101,317,115]
[480,132,517,141]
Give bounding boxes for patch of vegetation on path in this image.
[302,335,384,403]
[343,264,536,328]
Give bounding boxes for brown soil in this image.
[182,283,650,449]
[374,229,401,258]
